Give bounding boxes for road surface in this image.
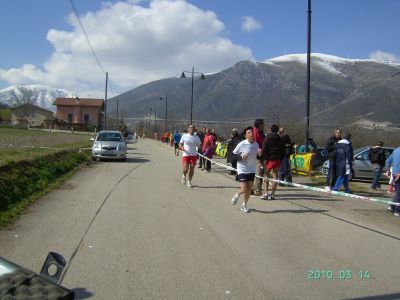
[1,139,400,299]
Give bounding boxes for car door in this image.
[353,149,372,178]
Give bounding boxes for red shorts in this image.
[265,160,281,170]
[182,156,197,165]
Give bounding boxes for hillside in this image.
[109,54,400,128]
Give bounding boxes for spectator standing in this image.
[227,129,242,176]
[259,124,285,200]
[231,126,259,213]
[173,130,182,156]
[202,128,216,173]
[332,133,353,193]
[179,125,201,188]
[252,119,265,195]
[278,127,293,185]
[325,128,342,191]
[385,147,400,216]
[197,127,206,169]
[368,142,386,190]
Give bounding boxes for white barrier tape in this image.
[0,143,92,152]
[196,152,400,207]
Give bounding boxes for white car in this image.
[91,131,127,161]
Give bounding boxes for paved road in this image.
[1,139,400,299]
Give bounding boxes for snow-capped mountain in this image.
[0,85,72,112]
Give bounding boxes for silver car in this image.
[91,131,127,161]
[322,146,394,180]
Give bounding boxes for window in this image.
[84,114,89,124]
[68,114,73,123]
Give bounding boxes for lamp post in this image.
[180,67,206,125]
[159,94,168,131]
[154,104,157,134]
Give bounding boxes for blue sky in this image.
[0,0,399,96]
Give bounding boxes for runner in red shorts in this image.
[259,124,285,199]
[179,125,201,188]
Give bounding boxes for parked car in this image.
[91,131,127,161]
[296,137,328,172]
[321,146,394,180]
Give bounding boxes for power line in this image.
[310,69,400,119]
[70,0,106,74]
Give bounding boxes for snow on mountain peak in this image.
[0,85,71,111]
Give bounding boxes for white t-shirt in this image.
[180,134,201,157]
[233,139,259,174]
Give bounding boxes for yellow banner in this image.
[290,153,315,175]
[214,142,228,157]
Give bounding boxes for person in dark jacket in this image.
[332,133,353,193]
[325,128,342,191]
[259,124,285,200]
[227,129,242,176]
[278,127,293,184]
[368,142,386,190]
[252,119,265,195]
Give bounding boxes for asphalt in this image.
[1,139,399,299]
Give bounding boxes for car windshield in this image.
[97,132,124,142]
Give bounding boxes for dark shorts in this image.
[174,143,179,149]
[237,173,255,182]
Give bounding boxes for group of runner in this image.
[177,123,288,213]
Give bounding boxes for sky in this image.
[0,0,399,98]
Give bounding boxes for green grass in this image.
[0,127,94,228]
[0,127,94,166]
[0,149,91,228]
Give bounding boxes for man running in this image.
[179,125,201,188]
[173,130,182,156]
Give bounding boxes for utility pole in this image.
[104,72,108,130]
[305,0,312,152]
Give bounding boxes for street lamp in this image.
[180,67,206,125]
[159,94,168,131]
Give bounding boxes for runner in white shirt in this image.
[231,126,259,213]
[179,125,201,188]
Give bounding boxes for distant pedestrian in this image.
[203,128,216,173]
[259,124,285,200]
[231,126,259,213]
[252,119,265,195]
[325,128,342,191]
[278,127,293,185]
[197,127,206,169]
[385,147,400,217]
[203,140,213,172]
[227,129,242,176]
[368,142,386,190]
[173,130,182,156]
[332,133,353,193]
[179,125,201,188]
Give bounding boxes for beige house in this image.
[53,97,104,130]
[10,103,54,128]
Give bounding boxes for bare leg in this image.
[264,168,271,195]
[182,162,189,177]
[243,181,253,204]
[271,167,279,194]
[188,163,195,181]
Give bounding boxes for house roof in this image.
[10,103,54,114]
[53,97,104,107]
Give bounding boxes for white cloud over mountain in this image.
[240,16,263,32]
[0,0,253,96]
[369,50,399,62]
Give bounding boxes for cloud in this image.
[369,50,398,62]
[0,0,253,95]
[240,16,263,32]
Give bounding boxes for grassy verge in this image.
[0,149,91,228]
